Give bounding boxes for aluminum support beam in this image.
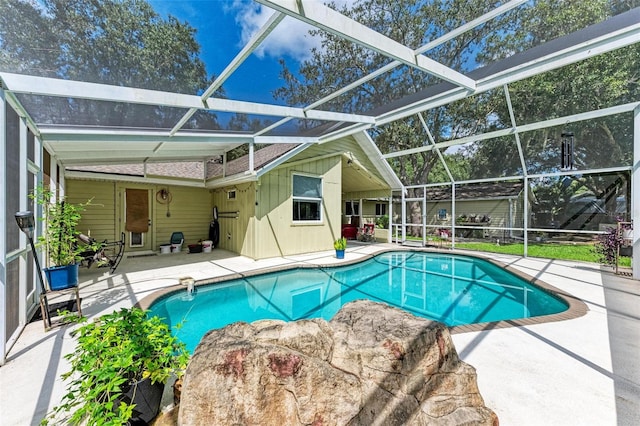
[0,89,6,365]
[257,0,476,90]
[382,102,640,159]
[633,105,640,279]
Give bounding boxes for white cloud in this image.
[229,0,358,61]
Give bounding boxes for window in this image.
[375,203,387,216]
[345,201,359,216]
[227,189,236,200]
[293,174,322,221]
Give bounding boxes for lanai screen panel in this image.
[425,184,453,234]
[529,172,630,232]
[180,111,286,134]
[521,114,634,175]
[0,1,637,172]
[445,135,523,181]
[508,44,640,126]
[14,94,191,129]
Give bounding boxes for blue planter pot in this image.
[44,264,79,290]
[335,249,345,259]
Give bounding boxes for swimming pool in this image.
[148,251,568,352]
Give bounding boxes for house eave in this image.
[64,170,207,188]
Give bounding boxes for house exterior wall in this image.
[425,198,520,238]
[150,184,213,249]
[250,155,342,259]
[66,179,118,242]
[67,179,213,251]
[211,182,256,256]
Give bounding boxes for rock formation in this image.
[178,300,497,426]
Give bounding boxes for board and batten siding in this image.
[211,182,256,256]
[251,156,342,259]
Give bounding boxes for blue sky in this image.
[148,0,328,105]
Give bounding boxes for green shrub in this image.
[43,308,189,426]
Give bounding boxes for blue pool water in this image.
[149,251,567,352]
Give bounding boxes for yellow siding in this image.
[67,179,212,252]
[150,185,213,249]
[344,189,390,200]
[426,199,516,237]
[211,182,256,257]
[66,134,393,259]
[66,179,118,242]
[251,156,342,259]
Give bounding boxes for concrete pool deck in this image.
[1,244,638,425]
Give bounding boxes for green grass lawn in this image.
[441,241,631,267]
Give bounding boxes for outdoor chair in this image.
[77,232,126,274]
[342,224,358,240]
[169,232,184,253]
[358,223,375,242]
[38,284,82,331]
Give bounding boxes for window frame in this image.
[292,173,323,223]
[346,201,360,216]
[375,203,387,217]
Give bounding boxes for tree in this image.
[0,0,222,128]
[274,0,638,234]
[274,0,529,235]
[473,1,640,226]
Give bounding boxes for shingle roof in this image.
[207,143,300,177]
[426,182,523,201]
[68,143,300,180]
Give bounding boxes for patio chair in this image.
[169,232,184,253]
[38,283,83,331]
[358,223,375,242]
[78,232,126,274]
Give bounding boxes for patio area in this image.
[0,245,638,425]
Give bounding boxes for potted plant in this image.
[31,187,95,290]
[334,237,347,259]
[43,307,190,425]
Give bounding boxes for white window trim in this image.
[292,172,323,223]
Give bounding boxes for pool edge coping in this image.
[135,247,589,334]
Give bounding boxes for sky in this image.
[148,0,354,105]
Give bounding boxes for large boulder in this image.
[178,300,497,426]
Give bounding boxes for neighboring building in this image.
[391,182,528,240]
[65,133,402,259]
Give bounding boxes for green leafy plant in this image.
[375,214,389,229]
[43,307,189,426]
[334,237,347,250]
[592,220,633,267]
[30,186,95,267]
[593,226,621,266]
